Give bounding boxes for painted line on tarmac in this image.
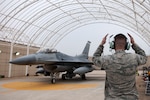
[2,82,99,91]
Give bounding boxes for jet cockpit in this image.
[37,48,57,53]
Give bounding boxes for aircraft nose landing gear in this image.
[50,72,59,84]
[51,78,56,84]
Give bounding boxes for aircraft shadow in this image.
[34,75,105,84]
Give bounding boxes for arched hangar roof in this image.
[0,0,150,48]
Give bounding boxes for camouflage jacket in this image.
[92,44,147,100]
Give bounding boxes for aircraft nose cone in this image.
[9,54,36,65]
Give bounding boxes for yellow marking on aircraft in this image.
[2,82,99,90]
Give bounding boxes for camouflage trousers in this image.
[105,94,138,100]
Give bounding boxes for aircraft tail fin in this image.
[82,41,91,55]
[77,41,91,59]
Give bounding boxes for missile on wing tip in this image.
[9,54,36,65]
[73,66,94,74]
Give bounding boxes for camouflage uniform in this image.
[92,44,147,100]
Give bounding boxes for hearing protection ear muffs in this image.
[125,42,130,50]
[110,41,130,50]
[109,34,130,50]
[109,41,115,49]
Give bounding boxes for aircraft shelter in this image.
[0,0,150,77]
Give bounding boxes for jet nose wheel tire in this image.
[51,79,56,84]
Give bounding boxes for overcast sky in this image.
[56,23,150,56]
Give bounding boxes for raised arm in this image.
[128,33,146,56]
[92,34,108,68]
[128,33,147,65]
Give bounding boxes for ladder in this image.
[145,81,150,95]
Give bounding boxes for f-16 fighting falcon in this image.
[9,41,94,83]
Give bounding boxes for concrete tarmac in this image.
[0,71,149,100]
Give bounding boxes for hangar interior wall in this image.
[0,40,39,78]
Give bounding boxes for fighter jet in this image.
[9,41,94,83]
